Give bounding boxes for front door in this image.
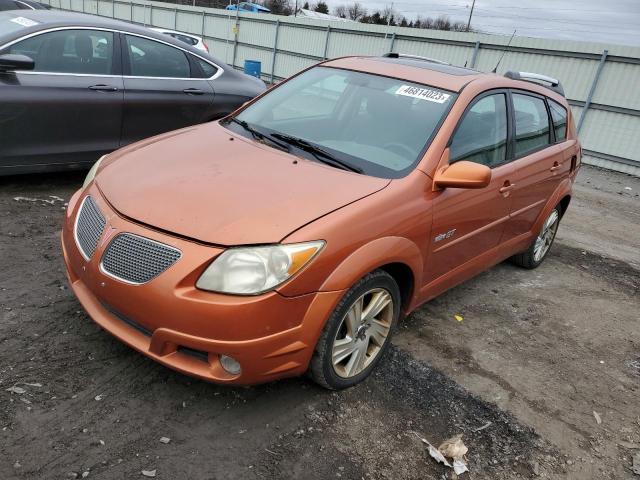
[423,92,514,289]
[0,28,123,170]
[120,33,215,146]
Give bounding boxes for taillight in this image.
[203,42,209,52]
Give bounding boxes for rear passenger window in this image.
[548,99,567,141]
[513,93,551,156]
[450,93,508,167]
[8,29,113,75]
[125,35,190,78]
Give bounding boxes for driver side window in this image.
[450,93,508,167]
[8,29,114,75]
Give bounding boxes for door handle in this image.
[499,181,516,194]
[183,88,205,95]
[550,162,561,172]
[89,84,118,92]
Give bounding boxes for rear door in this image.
[501,91,569,241]
[120,33,216,146]
[425,91,515,285]
[0,28,123,170]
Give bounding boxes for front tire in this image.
[309,270,400,390]
[510,207,561,269]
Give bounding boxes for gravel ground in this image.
[0,165,638,479]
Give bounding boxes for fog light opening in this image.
[220,355,242,376]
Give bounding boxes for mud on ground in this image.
[1,165,639,479]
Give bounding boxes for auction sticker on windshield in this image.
[395,85,450,103]
[10,17,39,27]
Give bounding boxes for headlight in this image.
[196,241,325,295]
[82,155,106,189]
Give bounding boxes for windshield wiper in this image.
[271,133,363,174]
[226,117,290,152]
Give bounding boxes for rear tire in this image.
[309,270,400,390]
[510,207,561,269]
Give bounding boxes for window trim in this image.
[0,26,222,80]
[509,89,554,161]
[447,88,513,169]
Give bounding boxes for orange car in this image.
[62,54,580,389]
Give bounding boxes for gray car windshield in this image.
[233,66,456,178]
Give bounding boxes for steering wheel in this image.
[383,142,414,158]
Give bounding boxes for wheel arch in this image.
[319,236,422,315]
[531,178,573,235]
[377,262,415,315]
[558,194,571,218]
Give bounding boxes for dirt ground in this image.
[0,164,638,480]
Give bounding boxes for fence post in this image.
[231,12,240,67]
[388,32,396,53]
[469,40,480,68]
[201,9,206,38]
[149,4,153,26]
[130,1,133,21]
[270,19,280,84]
[577,49,608,133]
[323,26,331,60]
[111,0,114,18]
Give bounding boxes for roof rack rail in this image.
[382,52,450,66]
[504,70,565,96]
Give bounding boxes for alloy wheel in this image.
[533,209,559,262]
[331,288,394,378]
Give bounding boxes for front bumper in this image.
[61,186,344,385]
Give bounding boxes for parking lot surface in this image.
[1,165,639,479]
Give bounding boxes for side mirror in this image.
[0,54,35,72]
[433,160,491,190]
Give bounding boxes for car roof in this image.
[0,10,208,56]
[150,27,200,39]
[323,56,484,93]
[323,55,568,104]
[0,0,46,8]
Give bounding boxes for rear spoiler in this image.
[504,71,565,96]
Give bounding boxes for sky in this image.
[320,0,640,46]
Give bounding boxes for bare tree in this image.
[432,15,452,31]
[333,4,347,18]
[347,2,366,21]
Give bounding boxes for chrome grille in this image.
[100,233,181,284]
[75,195,106,260]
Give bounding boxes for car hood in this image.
[97,123,390,246]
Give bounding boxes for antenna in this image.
[492,30,516,73]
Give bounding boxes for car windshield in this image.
[231,66,456,178]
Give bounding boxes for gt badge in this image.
[434,229,456,242]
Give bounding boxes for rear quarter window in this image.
[548,99,567,141]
